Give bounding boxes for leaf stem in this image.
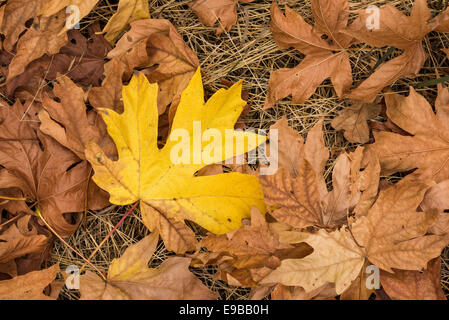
[79,202,139,274]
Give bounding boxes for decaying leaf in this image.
[0,264,59,300]
[264,1,358,108]
[86,69,266,253]
[80,233,218,300]
[189,0,255,34]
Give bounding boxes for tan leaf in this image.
[39,75,116,160]
[421,180,449,236]
[269,117,304,177]
[261,228,365,295]
[0,0,46,51]
[189,0,255,34]
[369,87,449,183]
[0,264,59,300]
[260,163,324,228]
[351,179,447,272]
[102,0,150,44]
[0,218,48,264]
[80,233,218,300]
[264,1,356,108]
[104,19,199,114]
[343,0,434,102]
[271,283,337,300]
[380,258,446,300]
[7,10,68,81]
[331,101,381,144]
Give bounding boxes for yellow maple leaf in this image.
[85,68,266,253]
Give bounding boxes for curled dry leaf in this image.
[189,0,255,34]
[265,0,358,108]
[0,264,59,300]
[85,69,266,253]
[261,120,377,229]
[102,0,151,44]
[80,233,218,300]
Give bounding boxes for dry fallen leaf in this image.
[0,264,59,300]
[380,258,446,300]
[331,100,381,144]
[343,0,436,102]
[7,10,68,81]
[86,69,266,253]
[261,120,372,229]
[0,99,102,236]
[39,75,116,160]
[262,178,449,295]
[189,0,255,34]
[264,1,358,108]
[0,216,48,264]
[102,0,150,44]
[5,24,112,96]
[370,87,449,183]
[0,0,46,52]
[97,18,200,114]
[80,233,218,300]
[193,207,310,287]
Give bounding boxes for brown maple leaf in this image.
[39,75,116,160]
[380,258,446,300]
[331,100,381,144]
[0,0,46,52]
[193,207,312,287]
[262,179,449,295]
[0,264,59,300]
[343,0,440,102]
[264,0,359,108]
[369,87,449,183]
[0,99,106,236]
[260,120,379,228]
[189,0,255,34]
